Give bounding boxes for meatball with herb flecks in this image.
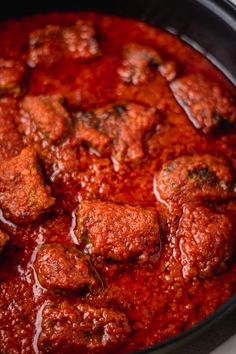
[0,147,55,223]
[171,74,236,133]
[74,102,159,163]
[38,301,131,353]
[177,204,234,280]
[27,20,101,67]
[18,94,70,146]
[75,200,160,262]
[74,111,111,154]
[35,243,98,293]
[155,154,236,205]
[118,43,162,85]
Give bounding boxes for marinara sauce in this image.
[0,11,235,354]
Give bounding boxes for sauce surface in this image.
[0,11,236,354]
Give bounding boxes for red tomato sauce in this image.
[0,11,235,354]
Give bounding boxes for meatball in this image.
[74,112,111,153]
[28,20,101,67]
[38,301,131,353]
[0,230,9,253]
[177,204,234,280]
[62,20,101,60]
[75,103,159,162]
[170,74,236,133]
[75,200,160,262]
[155,154,235,204]
[0,147,55,223]
[0,98,23,160]
[19,95,70,145]
[41,143,79,182]
[34,243,98,293]
[0,58,25,96]
[118,43,162,85]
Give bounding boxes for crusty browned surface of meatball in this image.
[176,204,234,280]
[34,243,98,292]
[0,98,23,160]
[62,20,101,60]
[118,43,162,85]
[38,301,131,353]
[0,59,25,96]
[27,25,63,66]
[156,154,236,204]
[18,95,70,145]
[75,200,160,262]
[74,112,111,154]
[171,74,236,133]
[0,147,55,223]
[27,20,101,67]
[0,230,9,253]
[74,103,159,162]
[41,143,79,182]
[105,104,159,163]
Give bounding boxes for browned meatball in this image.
[118,43,162,85]
[62,20,101,60]
[155,154,235,204]
[18,95,70,145]
[0,98,23,161]
[75,200,160,262]
[0,59,25,96]
[74,112,111,153]
[75,103,159,162]
[38,301,131,353]
[34,243,98,293]
[0,230,9,253]
[27,25,62,66]
[171,74,236,133]
[0,147,55,223]
[41,143,79,182]
[176,204,234,280]
[28,20,101,67]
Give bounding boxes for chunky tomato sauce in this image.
[0,11,236,354]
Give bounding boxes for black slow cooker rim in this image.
[133,291,236,354]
